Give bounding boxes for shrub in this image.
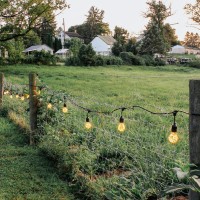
[154,58,166,66]
[131,55,146,66]
[103,56,123,65]
[141,55,156,66]
[65,56,81,66]
[93,55,106,66]
[119,52,134,65]
[24,50,56,65]
[187,60,200,68]
[78,44,96,66]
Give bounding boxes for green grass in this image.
[1,64,200,199]
[0,116,74,200]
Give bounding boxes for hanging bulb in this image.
[16,94,19,98]
[21,95,25,101]
[62,103,68,113]
[37,90,41,95]
[47,103,52,109]
[85,116,92,130]
[118,116,126,132]
[10,94,13,99]
[4,90,8,95]
[168,123,179,144]
[26,94,30,99]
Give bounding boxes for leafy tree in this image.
[68,38,83,57]
[0,0,68,42]
[185,0,200,28]
[125,37,138,54]
[23,30,41,48]
[78,44,96,66]
[113,26,129,45]
[163,23,180,46]
[184,32,200,48]
[139,0,172,55]
[53,38,62,52]
[112,41,125,56]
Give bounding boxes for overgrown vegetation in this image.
[1,64,198,199]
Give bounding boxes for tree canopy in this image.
[0,0,68,42]
[185,0,200,29]
[140,0,172,55]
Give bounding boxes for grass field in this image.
[1,64,200,199]
[0,116,74,200]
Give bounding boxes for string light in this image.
[16,93,19,98]
[168,111,179,144]
[85,112,92,130]
[21,95,25,101]
[10,93,13,99]
[62,103,68,113]
[47,102,52,109]
[118,108,126,132]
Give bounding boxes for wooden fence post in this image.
[189,80,200,199]
[0,73,4,108]
[29,73,38,145]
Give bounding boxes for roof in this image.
[97,35,116,45]
[185,46,200,50]
[55,49,69,54]
[23,44,53,52]
[65,32,82,38]
[172,45,185,49]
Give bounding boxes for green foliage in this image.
[113,26,129,45]
[78,44,96,66]
[68,38,83,57]
[2,64,198,199]
[186,59,200,68]
[23,30,41,48]
[24,50,56,65]
[65,56,81,66]
[112,41,125,56]
[139,0,171,55]
[120,52,146,66]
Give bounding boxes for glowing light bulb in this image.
[21,95,25,101]
[37,90,41,95]
[4,90,8,95]
[47,103,52,109]
[168,123,179,144]
[85,116,92,129]
[10,94,13,99]
[118,116,125,132]
[62,103,68,113]
[26,94,30,99]
[16,94,19,98]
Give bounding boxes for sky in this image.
[56,0,200,41]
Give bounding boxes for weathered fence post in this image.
[29,73,38,145]
[189,80,200,199]
[0,73,4,108]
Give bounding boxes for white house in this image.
[170,45,186,54]
[23,44,54,55]
[55,48,69,58]
[91,35,116,56]
[56,27,83,48]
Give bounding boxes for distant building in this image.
[170,45,186,54]
[90,35,116,56]
[56,27,83,48]
[185,46,200,55]
[55,49,69,59]
[23,44,54,55]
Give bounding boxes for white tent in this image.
[170,45,186,54]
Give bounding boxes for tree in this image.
[112,41,125,56]
[68,38,83,57]
[23,30,41,48]
[84,6,110,43]
[184,32,200,48]
[185,0,200,28]
[125,37,138,54]
[163,23,179,46]
[113,26,129,45]
[78,44,96,66]
[139,0,172,55]
[53,38,62,52]
[0,0,68,42]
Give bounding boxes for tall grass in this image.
[1,64,199,199]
